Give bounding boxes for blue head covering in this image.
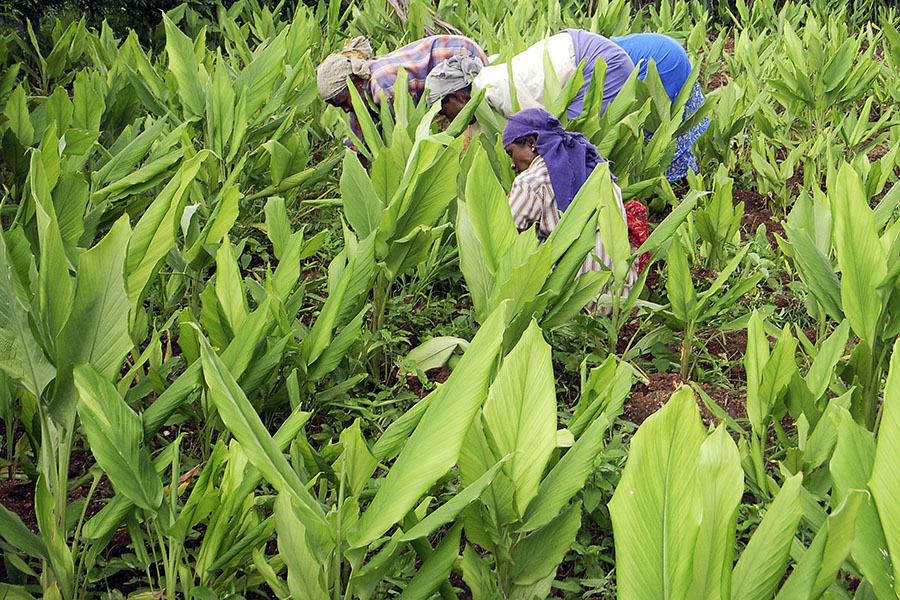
[502,108,607,212]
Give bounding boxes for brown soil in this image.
[737,188,785,245]
[705,32,734,91]
[396,365,453,398]
[0,449,114,539]
[868,143,889,161]
[703,329,749,387]
[643,261,662,294]
[724,31,735,54]
[622,372,746,426]
[785,163,805,198]
[0,479,37,533]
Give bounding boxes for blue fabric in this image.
[563,29,635,120]
[502,108,606,212]
[642,81,710,180]
[611,33,692,104]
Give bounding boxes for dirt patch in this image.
[704,31,735,91]
[737,188,785,245]
[622,372,746,426]
[0,480,37,533]
[708,68,730,91]
[703,329,748,387]
[785,164,805,198]
[396,365,453,398]
[704,329,748,360]
[868,143,889,161]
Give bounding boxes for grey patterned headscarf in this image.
[424,54,484,105]
[317,37,373,101]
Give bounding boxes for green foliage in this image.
[1,0,899,598]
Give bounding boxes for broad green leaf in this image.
[335,420,377,497]
[464,142,517,275]
[400,459,506,541]
[0,583,35,600]
[0,230,55,398]
[264,196,291,260]
[340,151,384,238]
[233,31,288,117]
[755,326,798,424]
[82,433,182,540]
[34,476,74,600]
[31,151,73,344]
[91,149,183,203]
[372,395,432,462]
[51,174,88,248]
[745,311,770,432]
[776,490,863,600]
[830,409,894,597]
[399,336,470,376]
[0,502,48,559]
[274,494,329,600]
[594,164,631,282]
[636,190,703,255]
[214,237,248,332]
[461,545,493,600]
[689,426,743,600]
[163,15,206,118]
[3,85,34,146]
[542,201,601,300]
[126,151,210,312]
[94,118,169,187]
[805,320,849,400]
[610,386,707,599]
[666,234,695,324]
[72,70,104,132]
[301,233,375,365]
[197,330,328,533]
[307,307,366,381]
[509,501,582,585]
[830,163,885,347]
[731,473,804,600]
[262,140,292,186]
[519,411,611,532]
[397,522,462,600]
[58,217,132,378]
[350,302,508,547]
[74,364,162,511]
[483,320,556,517]
[389,136,464,247]
[456,201,494,321]
[869,339,900,590]
[542,269,610,329]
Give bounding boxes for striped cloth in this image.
[367,35,487,104]
[349,36,487,143]
[507,156,639,297]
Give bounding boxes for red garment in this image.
[625,200,650,274]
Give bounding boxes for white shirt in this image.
[473,33,577,117]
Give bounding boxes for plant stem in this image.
[333,467,345,600]
[680,320,696,380]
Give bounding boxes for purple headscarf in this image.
[502,108,607,212]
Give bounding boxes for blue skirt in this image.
[644,82,710,181]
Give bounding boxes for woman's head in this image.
[322,78,365,113]
[505,135,539,173]
[317,37,373,107]
[502,108,606,212]
[425,55,484,120]
[440,87,472,121]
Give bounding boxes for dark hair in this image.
[510,134,536,147]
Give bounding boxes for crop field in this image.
[3,0,900,597]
